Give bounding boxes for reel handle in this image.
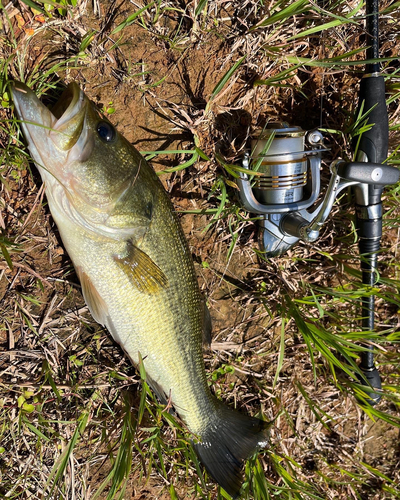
[337,162,399,186]
[280,160,399,242]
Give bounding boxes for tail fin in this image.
[193,398,269,499]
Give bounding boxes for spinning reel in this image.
[238,123,399,257]
[237,120,399,405]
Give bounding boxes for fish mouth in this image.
[11,81,88,170]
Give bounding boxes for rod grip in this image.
[355,75,388,164]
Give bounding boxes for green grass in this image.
[1,0,400,498]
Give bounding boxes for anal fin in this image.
[145,374,176,414]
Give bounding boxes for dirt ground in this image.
[1,1,400,499]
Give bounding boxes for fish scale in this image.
[11,80,269,499]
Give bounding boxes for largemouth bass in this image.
[11,81,268,498]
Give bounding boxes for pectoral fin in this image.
[114,241,168,295]
[76,267,108,326]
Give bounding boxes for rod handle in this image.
[355,75,388,164]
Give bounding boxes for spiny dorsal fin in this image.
[76,267,108,326]
[113,241,168,295]
[202,299,212,347]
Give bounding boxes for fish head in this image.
[11,81,147,235]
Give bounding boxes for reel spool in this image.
[250,125,308,205]
[237,122,398,257]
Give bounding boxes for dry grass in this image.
[1,0,400,499]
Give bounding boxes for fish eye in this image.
[97,121,116,142]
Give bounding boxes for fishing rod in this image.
[352,0,388,403]
[236,1,399,403]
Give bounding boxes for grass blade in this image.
[111,2,155,34]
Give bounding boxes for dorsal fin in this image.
[202,299,212,347]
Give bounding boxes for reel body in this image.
[237,123,399,257]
